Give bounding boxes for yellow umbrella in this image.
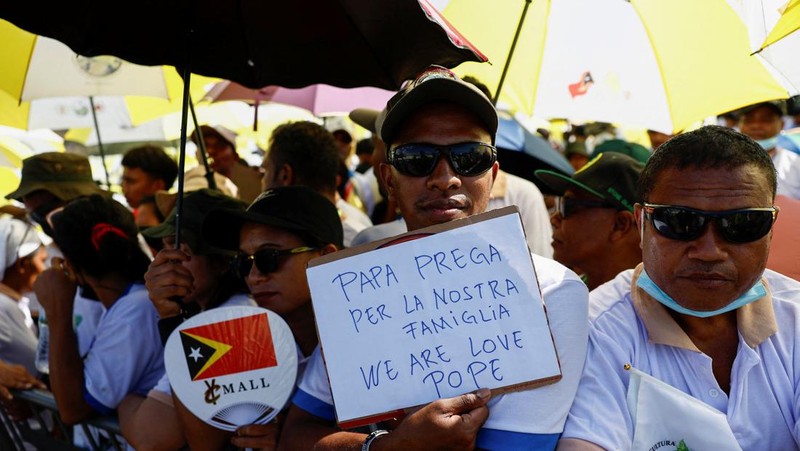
[0,19,216,130]
[443,0,790,133]
[0,167,21,203]
[0,136,32,168]
[0,124,64,167]
[758,0,800,51]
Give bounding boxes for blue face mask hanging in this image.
[755,136,779,151]
[637,269,766,318]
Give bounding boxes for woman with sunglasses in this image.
[158,185,342,450]
[32,194,164,430]
[558,125,800,450]
[118,188,253,450]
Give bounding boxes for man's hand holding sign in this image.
[307,207,561,427]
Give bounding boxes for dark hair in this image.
[121,144,179,189]
[637,125,777,202]
[332,129,353,144]
[51,194,150,281]
[268,121,340,193]
[203,254,249,310]
[356,138,374,156]
[462,75,493,100]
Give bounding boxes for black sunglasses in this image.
[555,197,619,218]
[386,142,497,177]
[234,246,318,278]
[642,203,778,243]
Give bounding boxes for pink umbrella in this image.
[203,81,395,129]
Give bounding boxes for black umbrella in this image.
[0,0,487,293]
[0,0,485,91]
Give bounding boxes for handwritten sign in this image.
[306,207,560,428]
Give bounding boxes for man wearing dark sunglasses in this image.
[282,65,589,450]
[535,152,644,290]
[559,125,800,450]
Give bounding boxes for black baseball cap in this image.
[376,65,498,146]
[202,186,344,251]
[143,188,247,256]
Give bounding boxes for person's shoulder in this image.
[764,268,800,299]
[504,170,541,191]
[589,269,635,319]
[110,283,158,316]
[351,219,408,246]
[530,254,585,291]
[777,146,800,163]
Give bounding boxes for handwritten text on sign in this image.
[307,210,560,425]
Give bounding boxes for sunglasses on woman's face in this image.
[234,246,318,278]
[642,203,778,243]
[386,142,497,177]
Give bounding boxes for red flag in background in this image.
[180,313,277,381]
[568,71,594,98]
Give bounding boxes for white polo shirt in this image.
[293,254,588,449]
[561,265,800,450]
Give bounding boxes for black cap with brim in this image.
[534,170,606,199]
[535,152,644,212]
[738,100,788,117]
[142,188,246,256]
[377,66,498,146]
[349,108,380,134]
[202,186,344,251]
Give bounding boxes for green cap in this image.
[5,152,106,201]
[591,139,651,164]
[535,152,644,212]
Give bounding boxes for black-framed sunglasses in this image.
[555,196,618,218]
[234,246,318,278]
[642,203,778,243]
[387,142,497,177]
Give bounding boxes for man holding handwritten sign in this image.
[280,65,589,450]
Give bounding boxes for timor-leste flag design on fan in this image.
[180,312,277,381]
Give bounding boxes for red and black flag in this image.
[568,71,594,98]
[180,312,278,381]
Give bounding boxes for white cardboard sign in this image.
[306,207,561,428]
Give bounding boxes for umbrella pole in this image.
[87,96,112,190]
[493,0,532,106]
[188,100,217,190]
[175,73,191,252]
[253,99,259,132]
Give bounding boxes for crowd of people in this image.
[0,64,798,450]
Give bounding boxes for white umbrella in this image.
[732,0,800,96]
[0,19,213,187]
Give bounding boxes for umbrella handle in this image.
[88,96,112,190]
[494,0,532,106]
[189,100,217,190]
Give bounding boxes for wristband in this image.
[361,429,388,451]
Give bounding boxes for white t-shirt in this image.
[772,147,800,199]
